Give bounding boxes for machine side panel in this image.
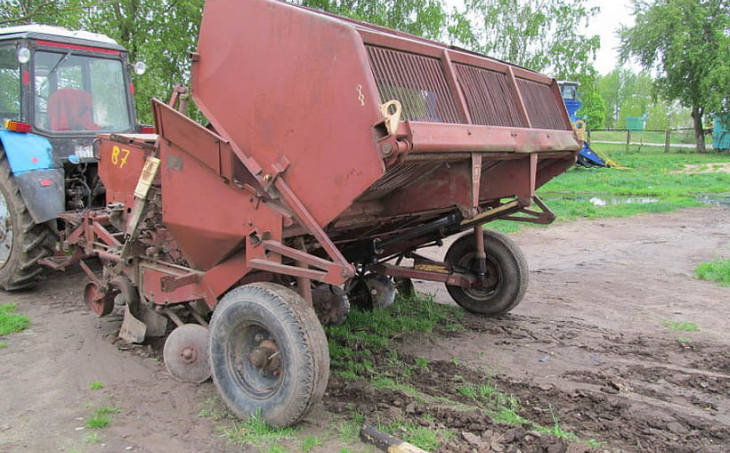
[192,0,385,228]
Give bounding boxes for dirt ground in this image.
[0,207,728,453]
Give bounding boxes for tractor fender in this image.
[0,129,64,223]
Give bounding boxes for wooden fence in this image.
[587,128,713,152]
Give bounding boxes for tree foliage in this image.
[296,0,448,39]
[574,71,605,130]
[67,0,204,123]
[1,0,203,123]
[620,0,730,152]
[449,0,600,79]
[0,1,67,26]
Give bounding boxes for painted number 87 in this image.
[111,145,131,169]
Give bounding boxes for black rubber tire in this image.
[209,282,330,427]
[445,230,528,316]
[0,149,54,290]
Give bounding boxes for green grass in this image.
[84,407,120,429]
[266,445,287,453]
[456,382,580,441]
[89,381,104,390]
[371,376,419,396]
[0,304,29,336]
[677,337,692,344]
[334,412,366,439]
[587,438,607,449]
[0,341,7,349]
[220,410,297,447]
[379,421,452,451]
[83,432,101,444]
[663,321,699,332]
[535,410,579,442]
[326,292,461,379]
[489,147,730,234]
[694,259,730,286]
[301,435,323,452]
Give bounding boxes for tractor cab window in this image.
[33,50,131,132]
[560,84,578,101]
[0,45,21,122]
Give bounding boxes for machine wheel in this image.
[0,151,54,290]
[209,282,329,427]
[164,324,211,383]
[394,277,415,298]
[445,230,528,316]
[348,274,396,311]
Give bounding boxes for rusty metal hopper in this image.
[186,0,580,243]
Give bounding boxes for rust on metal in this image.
[46,0,580,358]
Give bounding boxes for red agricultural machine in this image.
[41,0,580,427]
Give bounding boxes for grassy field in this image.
[490,145,730,234]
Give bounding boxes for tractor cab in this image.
[558,81,581,122]
[0,25,139,163]
[0,26,142,290]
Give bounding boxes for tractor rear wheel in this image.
[445,230,528,316]
[209,282,329,427]
[0,151,54,290]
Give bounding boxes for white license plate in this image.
[75,144,95,160]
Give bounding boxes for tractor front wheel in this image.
[0,151,54,290]
[209,282,329,427]
[445,230,528,316]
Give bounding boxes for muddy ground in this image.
[0,207,728,453]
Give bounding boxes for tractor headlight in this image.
[16,46,30,64]
[133,61,146,75]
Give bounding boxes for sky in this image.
[588,0,635,74]
[445,0,636,75]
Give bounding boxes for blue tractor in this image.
[0,25,144,289]
[559,81,607,167]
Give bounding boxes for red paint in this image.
[22,71,29,85]
[31,157,38,163]
[139,125,155,134]
[34,39,121,55]
[74,0,581,316]
[39,179,52,187]
[129,82,135,95]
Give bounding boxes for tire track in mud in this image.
[328,312,730,452]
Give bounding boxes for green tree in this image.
[0,0,67,26]
[620,0,730,152]
[575,72,605,129]
[296,0,448,39]
[597,69,652,128]
[63,0,204,123]
[449,0,600,77]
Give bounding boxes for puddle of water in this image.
[543,193,659,207]
[695,194,730,206]
[587,196,658,207]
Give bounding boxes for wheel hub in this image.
[181,346,197,363]
[249,340,281,375]
[457,252,501,299]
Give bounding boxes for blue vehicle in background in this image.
[0,25,145,290]
[558,81,608,167]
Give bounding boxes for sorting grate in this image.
[366,46,462,124]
